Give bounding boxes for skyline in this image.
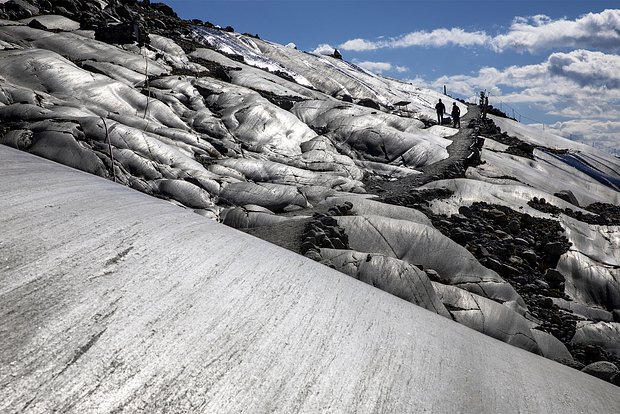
[164,1,620,154]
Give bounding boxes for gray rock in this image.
[554,190,580,207]
[485,208,508,224]
[508,256,523,266]
[0,129,33,150]
[581,361,619,381]
[544,242,565,257]
[507,220,520,233]
[521,249,537,264]
[572,322,620,358]
[545,269,566,289]
[458,205,472,217]
[558,359,585,370]
[513,238,529,246]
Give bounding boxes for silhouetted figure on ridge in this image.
[451,103,461,128]
[435,99,445,125]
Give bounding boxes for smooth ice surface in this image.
[470,143,620,206]
[319,248,450,317]
[423,178,596,216]
[19,15,80,31]
[0,25,169,75]
[321,195,432,226]
[490,115,620,193]
[2,146,620,413]
[432,283,539,353]
[334,214,525,309]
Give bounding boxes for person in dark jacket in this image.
[435,99,445,124]
[451,103,461,128]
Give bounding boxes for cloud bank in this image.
[415,49,620,154]
[316,9,620,154]
[422,49,620,114]
[352,59,409,74]
[335,9,620,54]
[493,9,620,53]
[539,119,620,155]
[340,28,490,51]
[312,43,336,55]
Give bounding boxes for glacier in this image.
[1,0,620,411]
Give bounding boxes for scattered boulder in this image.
[0,129,33,151]
[95,21,150,46]
[151,2,177,17]
[544,241,566,258]
[545,269,565,290]
[581,361,620,382]
[572,322,620,359]
[0,0,40,19]
[27,18,47,30]
[357,98,380,110]
[554,190,580,207]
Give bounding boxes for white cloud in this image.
[541,119,620,155]
[414,49,620,150]
[391,28,490,48]
[339,28,490,51]
[352,59,408,74]
[312,43,336,55]
[492,9,620,53]
[311,10,620,154]
[423,50,620,104]
[352,59,393,74]
[547,49,620,88]
[330,10,620,54]
[340,38,378,51]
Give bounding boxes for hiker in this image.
[451,103,461,128]
[435,99,445,125]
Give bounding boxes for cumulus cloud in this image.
[339,28,490,51]
[540,119,620,155]
[331,10,620,54]
[492,9,620,53]
[547,49,620,88]
[417,49,620,124]
[340,38,378,51]
[352,59,408,74]
[312,43,336,55]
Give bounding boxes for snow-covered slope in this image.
[2,145,619,413]
[1,0,620,399]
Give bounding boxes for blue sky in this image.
[163,1,620,153]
